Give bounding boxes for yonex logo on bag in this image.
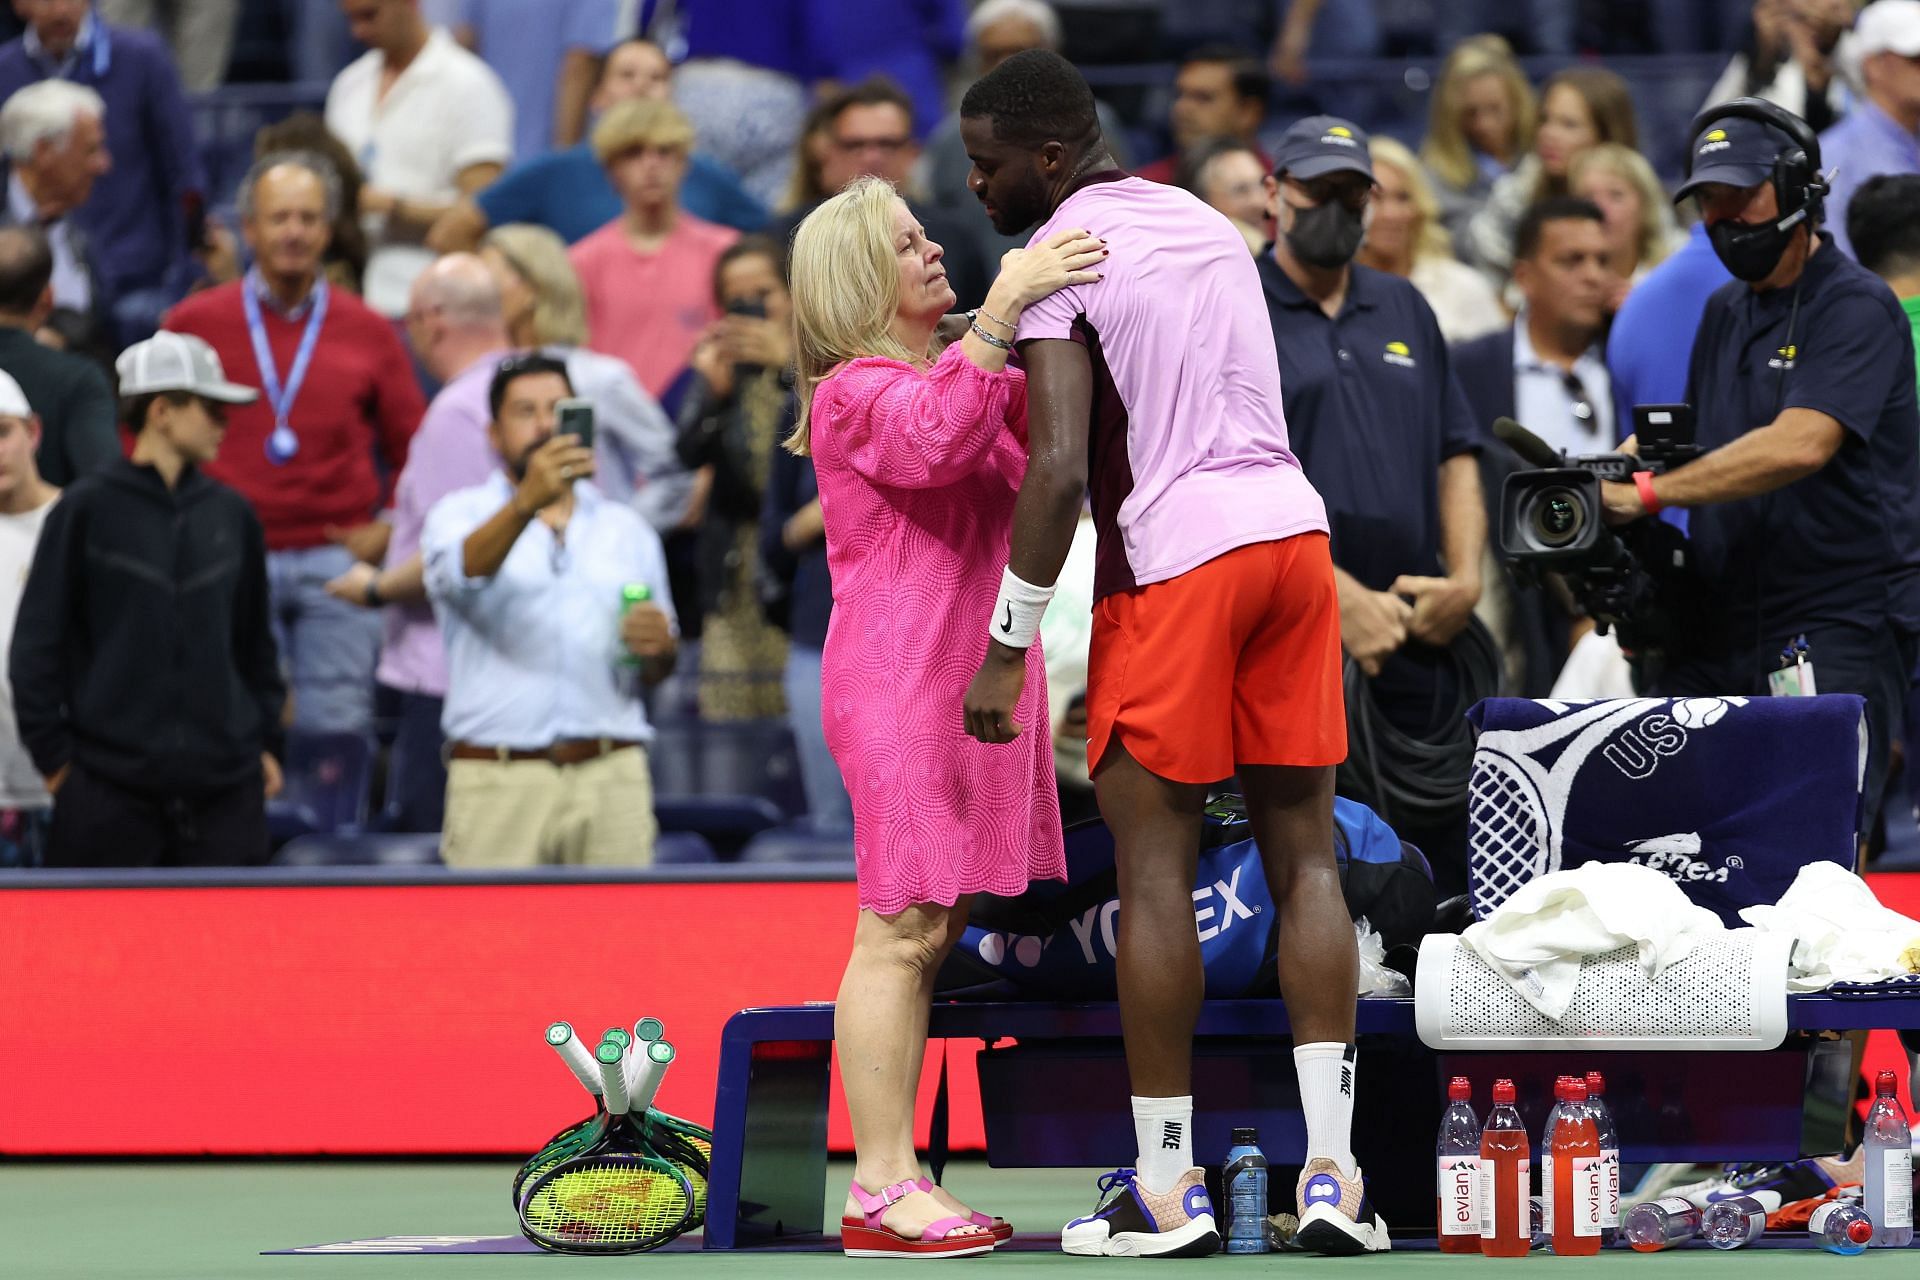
[1193,865,1257,942]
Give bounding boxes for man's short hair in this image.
[592,97,696,165]
[1176,136,1262,197]
[1181,43,1271,108]
[237,150,345,224]
[959,48,1099,150]
[119,389,196,431]
[488,353,573,420]
[0,80,104,163]
[822,76,916,135]
[599,36,665,90]
[1514,195,1607,263]
[0,226,54,313]
[1847,174,1920,280]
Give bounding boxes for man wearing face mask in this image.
[1254,115,1489,896]
[1597,99,1920,841]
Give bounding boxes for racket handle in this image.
[595,1040,631,1115]
[621,1038,642,1099]
[633,1017,664,1043]
[630,1039,675,1112]
[602,1027,632,1050]
[546,1022,603,1096]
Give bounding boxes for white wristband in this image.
[989,566,1055,650]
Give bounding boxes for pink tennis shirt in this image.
[1016,174,1327,599]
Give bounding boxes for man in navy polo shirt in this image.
[1256,115,1486,894]
[1599,101,1920,841]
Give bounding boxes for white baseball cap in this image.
[115,331,259,405]
[0,368,29,419]
[1856,0,1920,58]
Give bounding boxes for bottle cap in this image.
[1554,1078,1573,1101]
[1876,1069,1897,1095]
[1847,1217,1874,1245]
[1586,1071,1606,1097]
[1231,1126,1259,1145]
[1448,1076,1472,1102]
[1493,1079,1516,1104]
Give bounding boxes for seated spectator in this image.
[444,0,624,162]
[1848,173,1920,374]
[568,99,740,405]
[1420,36,1535,256]
[1704,0,1858,132]
[165,152,425,736]
[429,37,766,254]
[1820,0,1920,259]
[1465,66,1639,283]
[11,331,284,867]
[676,236,793,723]
[1359,136,1508,343]
[0,81,110,349]
[1135,45,1272,185]
[0,226,116,485]
[0,367,57,867]
[97,0,238,93]
[324,0,512,318]
[422,353,676,867]
[252,113,370,295]
[1571,143,1683,309]
[0,1,204,348]
[1177,137,1268,253]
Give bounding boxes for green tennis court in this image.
[5,1159,1913,1279]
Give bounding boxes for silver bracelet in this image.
[977,304,1017,332]
[970,320,1013,351]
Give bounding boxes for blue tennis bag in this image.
[943,796,1432,999]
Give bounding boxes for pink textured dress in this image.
[809,342,1066,915]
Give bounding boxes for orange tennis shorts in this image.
[1086,532,1346,784]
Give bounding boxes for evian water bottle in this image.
[1436,1077,1482,1254]
[1584,1072,1620,1246]
[1479,1079,1530,1257]
[1864,1070,1913,1247]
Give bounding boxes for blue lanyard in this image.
[243,280,329,466]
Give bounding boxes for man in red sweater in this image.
[165,152,424,735]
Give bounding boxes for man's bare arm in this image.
[1003,337,1093,597]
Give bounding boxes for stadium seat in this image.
[652,832,719,865]
[273,833,443,867]
[267,730,376,842]
[739,825,855,865]
[654,795,785,858]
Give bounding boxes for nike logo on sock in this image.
[1340,1067,1353,1097]
[1161,1121,1183,1151]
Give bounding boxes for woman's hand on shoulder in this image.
[995,229,1108,309]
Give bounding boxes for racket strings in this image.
[520,1157,695,1253]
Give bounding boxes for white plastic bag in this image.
[1356,916,1411,997]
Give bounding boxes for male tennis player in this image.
[959,50,1381,1257]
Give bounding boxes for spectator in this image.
[1358,136,1508,343]
[96,0,237,92]
[1421,37,1536,254]
[165,153,425,735]
[1465,66,1638,282]
[0,226,116,484]
[442,0,622,161]
[252,113,370,295]
[1255,116,1486,892]
[1454,197,1617,694]
[0,368,57,867]
[1704,0,1858,133]
[0,1,204,348]
[1177,137,1268,253]
[1264,0,1383,86]
[323,254,508,833]
[806,0,968,147]
[324,0,513,318]
[11,331,284,867]
[429,37,766,254]
[422,353,676,867]
[0,81,109,345]
[1606,217,1734,440]
[667,0,816,209]
[570,99,741,402]
[1821,0,1920,258]
[1433,0,1579,59]
[1848,172,1920,382]
[1135,45,1272,185]
[1571,143,1684,307]
[675,236,793,723]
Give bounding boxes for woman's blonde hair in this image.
[1421,35,1535,193]
[1571,143,1677,274]
[786,176,924,456]
[1368,136,1454,265]
[482,223,590,347]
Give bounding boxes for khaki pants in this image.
[440,747,657,868]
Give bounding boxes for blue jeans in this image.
[783,645,852,835]
[267,545,381,736]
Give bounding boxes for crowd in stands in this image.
[0,0,1916,872]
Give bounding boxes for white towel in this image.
[1738,861,1920,991]
[1461,862,1727,1018]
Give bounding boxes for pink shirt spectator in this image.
[809,342,1065,916]
[1018,175,1327,598]
[569,213,740,396]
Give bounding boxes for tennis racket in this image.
[513,1023,610,1206]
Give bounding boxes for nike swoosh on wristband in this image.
[1000,602,1013,634]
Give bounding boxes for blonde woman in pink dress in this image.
[788,175,1104,1259]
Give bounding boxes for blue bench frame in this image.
[702,994,1920,1250]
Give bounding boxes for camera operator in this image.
[1599,100,1920,839]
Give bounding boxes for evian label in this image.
[1438,1157,1480,1236]
[1600,1150,1620,1227]
[1885,1148,1913,1229]
[1573,1156,1604,1238]
[1480,1159,1529,1239]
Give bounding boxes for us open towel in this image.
[1467,694,1865,924]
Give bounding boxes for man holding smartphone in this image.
[421,353,677,867]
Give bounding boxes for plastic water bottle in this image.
[1864,1070,1914,1247]
[1700,1194,1767,1249]
[1539,1076,1569,1243]
[1223,1127,1269,1254]
[1436,1076,1482,1254]
[1808,1201,1874,1254]
[1584,1072,1620,1247]
[1549,1078,1601,1256]
[1624,1197,1702,1251]
[1479,1079,1531,1257]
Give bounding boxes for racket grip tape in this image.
[630,1039,675,1112]
[546,1022,604,1096]
[596,1039,632,1115]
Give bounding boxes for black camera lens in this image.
[1527,486,1587,549]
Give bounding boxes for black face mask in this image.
[1285,200,1367,269]
[1708,211,1801,283]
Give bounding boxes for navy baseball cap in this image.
[1673,114,1793,203]
[1271,115,1373,182]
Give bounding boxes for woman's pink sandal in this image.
[840,1178,996,1258]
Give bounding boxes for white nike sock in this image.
[1294,1043,1358,1178]
[1131,1095,1193,1196]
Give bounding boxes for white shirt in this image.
[0,494,57,807]
[325,27,513,316]
[423,472,676,749]
[1513,314,1616,457]
[8,175,88,315]
[1409,255,1507,345]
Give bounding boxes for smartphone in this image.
[556,397,595,450]
[725,296,767,319]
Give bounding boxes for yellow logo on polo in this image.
[1769,342,1798,370]
[1383,340,1416,369]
